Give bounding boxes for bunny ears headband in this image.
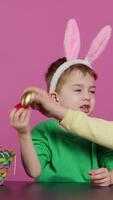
[49,19,112,93]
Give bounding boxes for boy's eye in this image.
[90,90,96,94]
[74,89,81,92]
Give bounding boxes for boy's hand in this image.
[22,87,56,115]
[89,168,111,186]
[9,108,31,134]
[21,87,67,120]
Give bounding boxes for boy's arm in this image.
[18,133,41,178]
[9,108,41,178]
[60,110,113,149]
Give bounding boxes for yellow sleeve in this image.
[60,110,113,149]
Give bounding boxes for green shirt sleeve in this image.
[60,110,113,149]
[31,125,51,169]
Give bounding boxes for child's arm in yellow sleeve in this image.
[60,110,113,149]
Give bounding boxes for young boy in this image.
[9,57,113,186]
[20,86,113,150]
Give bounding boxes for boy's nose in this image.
[82,92,90,101]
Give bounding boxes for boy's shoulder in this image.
[32,119,59,132]
[31,119,62,140]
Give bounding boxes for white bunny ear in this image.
[85,25,112,64]
[64,19,81,61]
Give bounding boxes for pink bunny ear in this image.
[64,19,81,61]
[85,25,112,64]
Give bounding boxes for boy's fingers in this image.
[89,168,107,175]
[97,183,109,187]
[91,177,110,184]
[9,108,26,125]
[13,108,25,121]
[30,92,39,103]
[9,108,17,121]
[90,172,108,180]
[19,109,30,122]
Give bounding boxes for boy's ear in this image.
[50,92,60,103]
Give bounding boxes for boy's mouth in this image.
[80,105,90,113]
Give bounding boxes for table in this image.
[0,181,113,200]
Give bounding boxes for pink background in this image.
[0,0,113,181]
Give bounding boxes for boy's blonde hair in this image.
[45,57,97,93]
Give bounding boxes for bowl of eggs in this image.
[0,148,15,185]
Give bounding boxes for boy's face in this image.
[56,70,96,115]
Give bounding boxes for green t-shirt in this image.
[31,119,113,182]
